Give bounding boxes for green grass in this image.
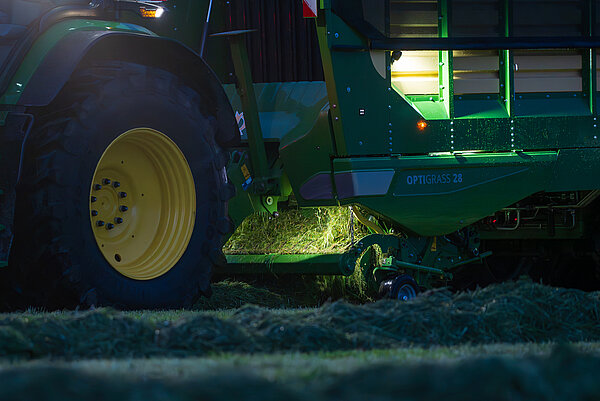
[212,207,381,307]
[1,280,599,360]
[2,279,600,400]
[195,274,376,310]
[3,208,600,399]
[4,342,600,380]
[1,344,600,400]
[223,207,372,255]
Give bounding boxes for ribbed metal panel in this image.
[389,0,438,38]
[225,0,324,82]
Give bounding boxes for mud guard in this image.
[18,30,240,148]
[0,30,239,265]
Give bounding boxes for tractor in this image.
[1,0,599,309]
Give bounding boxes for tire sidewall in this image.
[62,74,223,308]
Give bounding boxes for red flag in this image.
[303,0,317,18]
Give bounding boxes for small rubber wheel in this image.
[9,60,234,309]
[379,274,419,301]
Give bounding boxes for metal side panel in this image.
[223,81,328,141]
[332,151,559,236]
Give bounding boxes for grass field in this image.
[2,210,600,400]
[1,343,600,401]
[1,279,600,400]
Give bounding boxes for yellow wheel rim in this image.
[89,128,196,280]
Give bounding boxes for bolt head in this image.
[102,178,111,185]
[94,184,102,190]
[106,223,114,230]
[113,181,120,188]
[91,196,97,203]
[120,205,128,212]
[91,210,98,217]
[119,192,127,198]
[96,220,105,227]
[115,217,123,224]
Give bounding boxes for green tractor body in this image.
[0,0,599,308]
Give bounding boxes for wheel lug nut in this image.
[113,181,121,188]
[115,217,123,224]
[96,220,105,227]
[91,196,97,203]
[94,184,102,190]
[91,210,98,217]
[119,192,127,198]
[102,178,111,185]
[106,223,115,230]
[119,205,128,212]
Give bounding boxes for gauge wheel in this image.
[9,60,234,309]
[379,274,420,301]
[390,274,419,301]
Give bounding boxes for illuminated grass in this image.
[219,207,377,305]
[223,207,371,255]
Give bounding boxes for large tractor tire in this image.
[9,60,233,309]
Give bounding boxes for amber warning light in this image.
[139,7,165,18]
[417,120,428,131]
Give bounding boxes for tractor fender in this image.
[18,30,240,148]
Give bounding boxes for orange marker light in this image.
[417,120,428,131]
[140,7,164,18]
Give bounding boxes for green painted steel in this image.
[225,32,270,185]
[224,81,335,207]
[332,151,558,236]
[3,0,600,281]
[223,254,351,275]
[216,1,600,242]
[270,1,599,239]
[0,19,153,106]
[381,257,452,280]
[315,2,600,153]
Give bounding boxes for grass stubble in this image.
[1,208,599,400]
